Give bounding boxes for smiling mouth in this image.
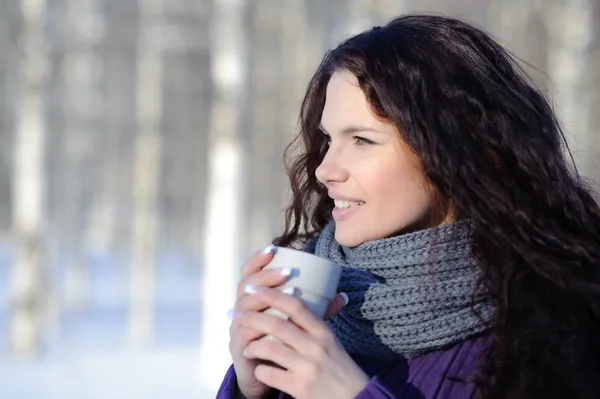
[333,200,365,209]
[332,201,365,221]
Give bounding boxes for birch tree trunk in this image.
[543,0,594,176]
[84,0,114,258]
[103,2,138,259]
[10,0,48,356]
[129,0,163,347]
[0,2,22,233]
[587,0,600,184]
[200,0,248,391]
[369,0,406,22]
[245,0,283,254]
[190,0,212,270]
[487,0,532,54]
[62,0,103,312]
[160,0,207,260]
[278,0,313,221]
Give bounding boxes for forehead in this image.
[321,71,375,126]
[322,70,396,137]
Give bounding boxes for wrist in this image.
[349,372,371,397]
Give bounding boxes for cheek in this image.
[362,160,430,210]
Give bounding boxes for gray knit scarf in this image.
[309,219,493,359]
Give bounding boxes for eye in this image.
[323,134,331,144]
[353,136,375,146]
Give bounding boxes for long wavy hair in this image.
[273,14,600,399]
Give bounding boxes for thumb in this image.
[324,292,349,320]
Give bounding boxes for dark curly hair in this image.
[273,14,600,399]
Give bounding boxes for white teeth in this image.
[334,200,365,209]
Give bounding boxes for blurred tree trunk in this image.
[161,0,208,261]
[245,0,284,253]
[10,0,49,356]
[103,1,138,258]
[369,0,406,23]
[277,0,313,228]
[346,0,388,33]
[43,0,66,346]
[587,0,600,184]
[200,0,249,390]
[84,1,114,258]
[0,2,22,233]
[487,0,533,55]
[62,0,104,312]
[190,0,212,269]
[129,0,164,347]
[543,0,594,177]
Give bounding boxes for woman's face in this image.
[315,70,437,247]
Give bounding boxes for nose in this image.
[315,147,349,186]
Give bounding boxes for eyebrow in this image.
[318,123,381,135]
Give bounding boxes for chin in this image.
[334,228,369,248]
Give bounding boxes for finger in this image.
[229,324,265,356]
[241,245,277,278]
[243,285,326,338]
[324,293,349,320]
[254,363,295,396]
[229,285,296,343]
[231,308,312,353]
[236,266,294,300]
[242,337,302,371]
[234,292,270,313]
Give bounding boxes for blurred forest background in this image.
[0,0,598,398]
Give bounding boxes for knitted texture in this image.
[312,219,493,359]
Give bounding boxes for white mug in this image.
[260,247,342,342]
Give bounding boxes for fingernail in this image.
[262,245,277,255]
[282,286,296,296]
[227,309,242,320]
[279,267,293,277]
[242,347,250,358]
[244,283,262,295]
[340,292,349,306]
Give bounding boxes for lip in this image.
[332,202,364,221]
[328,192,364,202]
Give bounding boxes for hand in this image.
[228,245,348,399]
[230,284,370,399]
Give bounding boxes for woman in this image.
[216,14,600,399]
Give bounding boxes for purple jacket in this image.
[216,335,485,398]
